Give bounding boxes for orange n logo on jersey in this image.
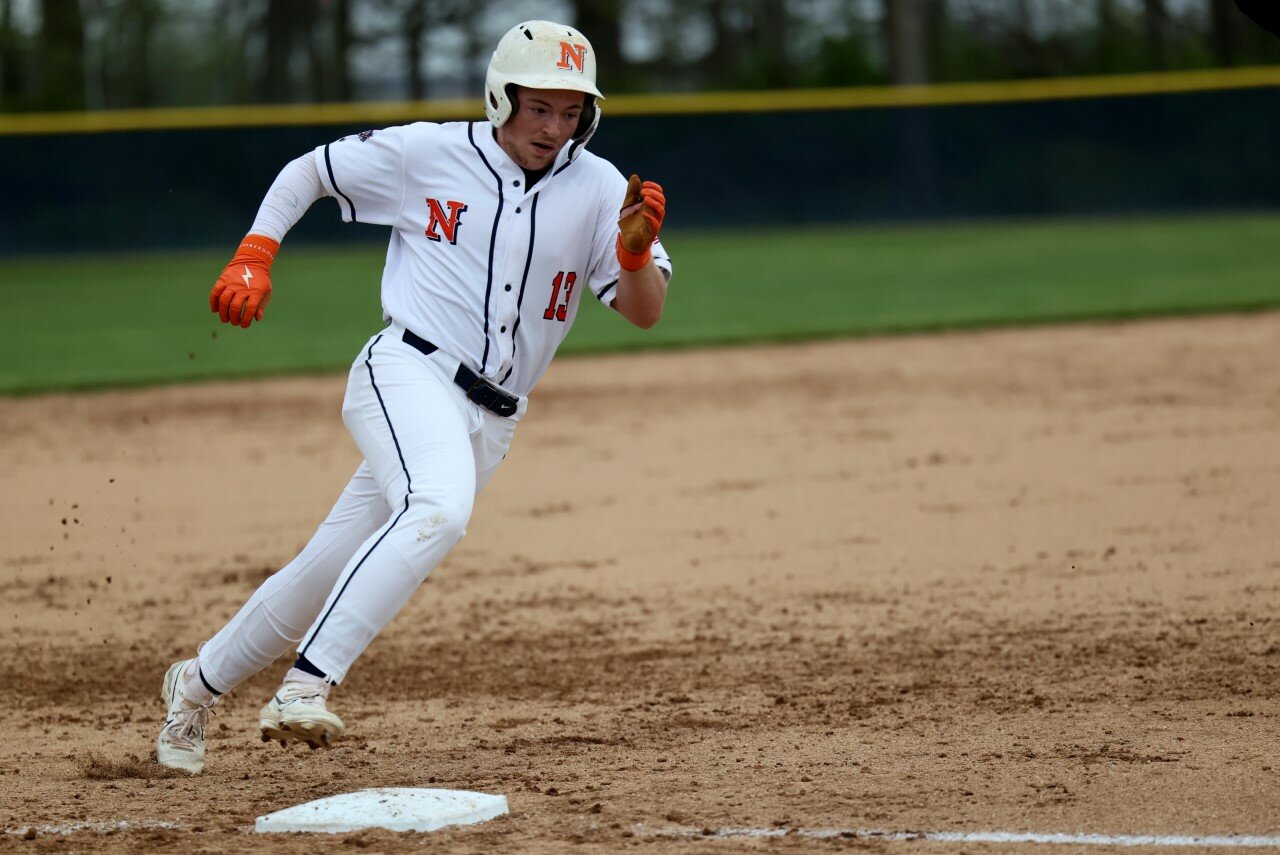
[424,198,467,244]
[556,41,587,72]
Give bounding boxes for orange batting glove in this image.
[210,234,279,328]
[616,174,665,272]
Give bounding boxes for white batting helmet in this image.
[485,20,604,142]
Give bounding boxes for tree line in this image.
[1,0,1277,113]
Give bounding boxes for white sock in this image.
[181,659,217,708]
[283,667,329,689]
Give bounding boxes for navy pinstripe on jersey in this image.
[467,122,504,375]
[501,192,539,385]
[323,144,358,222]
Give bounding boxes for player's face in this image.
[497,87,585,170]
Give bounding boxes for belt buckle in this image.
[466,376,516,417]
[466,377,495,405]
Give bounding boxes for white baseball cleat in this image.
[156,659,215,774]
[259,680,345,750]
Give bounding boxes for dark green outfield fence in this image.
[2,70,1278,255]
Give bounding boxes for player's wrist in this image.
[616,235,651,272]
[233,234,281,268]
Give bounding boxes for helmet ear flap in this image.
[485,80,515,128]
[574,95,597,140]
[503,83,519,121]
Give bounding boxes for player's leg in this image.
[199,461,391,691]
[261,332,483,747]
[156,462,391,773]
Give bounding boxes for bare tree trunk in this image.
[883,0,928,84]
[306,19,325,101]
[1097,0,1120,71]
[759,0,790,86]
[262,0,294,102]
[207,0,243,104]
[36,0,85,109]
[1007,0,1040,76]
[120,0,161,107]
[332,0,351,101]
[403,0,426,101]
[1012,0,1033,33]
[305,0,351,101]
[706,0,736,87]
[263,0,318,103]
[925,0,947,82]
[882,0,939,219]
[1144,0,1168,69]
[571,0,622,86]
[0,0,25,106]
[460,3,487,102]
[1209,0,1237,65]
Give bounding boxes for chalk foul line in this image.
[8,819,1280,846]
[636,824,1280,848]
[4,820,183,837]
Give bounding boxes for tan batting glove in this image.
[617,174,666,272]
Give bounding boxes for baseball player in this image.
[155,20,671,774]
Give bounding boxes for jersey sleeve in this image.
[585,171,674,307]
[314,125,418,227]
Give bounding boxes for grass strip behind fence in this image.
[2,213,1277,395]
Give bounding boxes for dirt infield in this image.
[2,313,1279,853]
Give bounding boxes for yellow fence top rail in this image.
[2,65,1278,136]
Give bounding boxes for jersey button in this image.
[500,325,507,333]
[504,284,512,292]
[512,179,520,187]
[515,206,522,213]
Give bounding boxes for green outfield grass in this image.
[3,213,1278,394]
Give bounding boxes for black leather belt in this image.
[401,329,519,418]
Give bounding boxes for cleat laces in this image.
[164,704,214,749]
[279,682,330,709]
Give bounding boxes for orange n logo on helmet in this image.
[556,41,587,72]
[424,198,468,245]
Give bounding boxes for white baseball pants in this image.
[199,324,524,690]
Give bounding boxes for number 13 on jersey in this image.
[543,271,577,322]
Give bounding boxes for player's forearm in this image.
[248,152,327,243]
[210,153,325,329]
[613,261,667,329]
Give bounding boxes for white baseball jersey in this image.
[314,121,673,397]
